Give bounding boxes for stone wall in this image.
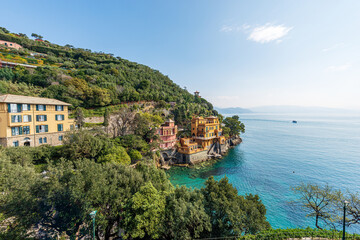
[185,150,209,165]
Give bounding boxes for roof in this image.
[0,94,71,106]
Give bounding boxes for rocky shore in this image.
[159,136,242,169]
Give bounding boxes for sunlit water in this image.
[167,113,360,232]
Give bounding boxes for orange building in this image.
[178,116,226,155]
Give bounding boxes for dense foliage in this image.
[222,115,245,137]
[0,136,270,239]
[0,27,216,125]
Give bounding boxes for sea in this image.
[167,112,360,232]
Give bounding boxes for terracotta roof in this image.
[0,94,71,106]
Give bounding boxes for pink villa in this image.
[157,119,178,149]
[0,40,22,50]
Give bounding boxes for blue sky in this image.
[1,0,360,109]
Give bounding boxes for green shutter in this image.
[36,126,39,133]
[11,116,15,123]
[29,115,32,122]
[36,115,39,121]
[58,124,60,131]
[19,127,23,135]
[36,105,39,111]
[45,125,48,132]
[45,115,47,121]
[7,104,10,112]
[29,105,31,110]
[62,106,64,111]
[11,127,15,136]
[44,105,46,111]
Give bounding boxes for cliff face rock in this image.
[160,136,243,167]
[229,136,242,146]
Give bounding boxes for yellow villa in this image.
[0,94,74,147]
[178,116,226,155]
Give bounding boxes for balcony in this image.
[193,136,216,140]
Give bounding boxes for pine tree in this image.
[75,107,85,128]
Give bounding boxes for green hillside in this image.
[0,27,216,123]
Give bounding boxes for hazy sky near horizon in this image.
[1,0,360,109]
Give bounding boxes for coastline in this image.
[159,136,242,169]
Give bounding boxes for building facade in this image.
[0,40,22,50]
[0,94,74,147]
[178,116,225,154]
[157,119,178,149]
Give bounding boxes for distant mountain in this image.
[250,105,359,114]
[215,107,253,114]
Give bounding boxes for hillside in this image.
[0,26,216,123]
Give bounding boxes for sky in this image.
[1,0,360,109]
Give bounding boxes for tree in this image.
[98,145,131,165]
[292,183,338,229]
[0,27,10,33]
[109,107,135,137]
[201,176,269,237]
[223,115,245,137]
[115,134,150,154]
[129,149,142,162]
[31,33,43,39]
[62,130,111,161]
[344,192,360,226]
[74,107,85,128]
[103,108,110,128]
[163,186,211,240]
[123,182,166,239]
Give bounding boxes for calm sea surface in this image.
[167,113,360,232]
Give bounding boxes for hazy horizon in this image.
[1,0,359,109]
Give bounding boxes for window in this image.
[56,105,64,111]
[11,115,22,123]
[58,124,63,132]
[36,115,47,122]
[39,138,43,144]
[11,127,22,136]
[22,104,30,111]
[36,125,48,133]
[43,137,47,143]
[13,141,19,147]
[23,115,32,122]
[36,105,46,111]
[8,103,21,113]
[59,135,63,141]
[55,114,65,121]
[70,125,74,130]
[23,126,30,134]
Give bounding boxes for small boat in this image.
[292,120,297,123]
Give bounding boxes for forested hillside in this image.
[0,27,216,123]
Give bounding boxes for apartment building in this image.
[0,94,74,147]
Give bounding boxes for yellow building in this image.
[0,94,74,147]
[179,116,226,154]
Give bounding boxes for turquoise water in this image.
[168,113,360,232]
